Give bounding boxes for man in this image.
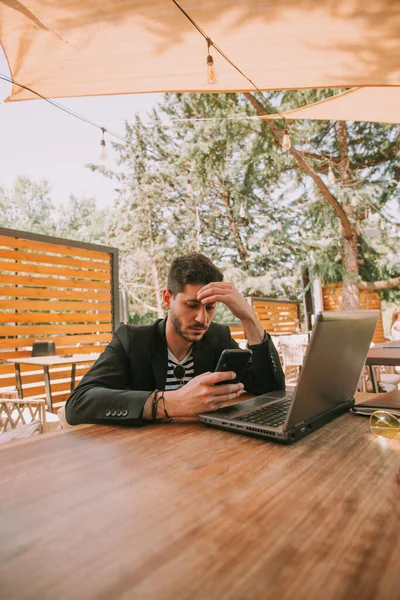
[65,253,285,425]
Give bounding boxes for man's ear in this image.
[162,289,173,310]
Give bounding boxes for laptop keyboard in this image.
[235,398,291,428]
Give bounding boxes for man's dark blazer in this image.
[65,318,285,426]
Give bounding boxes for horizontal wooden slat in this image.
[1,323,112,336]
[0,300,112,311]
[0,345,106,360]
[251,299,298,306]
[0,260,111,281]
[0,235,111,262]
[0,286,111,301]
[0,333,112,349]
[0,248,111,272]
[248,298,300,335]
[0,313,112,323]
[17,378,87,396]
[0,274,110,290]
[0,363,93,380]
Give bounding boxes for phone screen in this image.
[214,349,252,385]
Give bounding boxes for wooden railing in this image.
[229,297,300,340]
[248,297,300,335]
[0,228,118,409]
[322,284,385,343]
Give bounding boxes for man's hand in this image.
[162,371,244,418]
[197,282,265,345]
[196,282,253,321]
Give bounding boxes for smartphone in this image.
[214,348,252,385]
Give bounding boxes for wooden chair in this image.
[0,391,47,434]
[278,336,308,385]
[357,366,400,393]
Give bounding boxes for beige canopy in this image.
[1,0,400,102]
[260,87,400,124]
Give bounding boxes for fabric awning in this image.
[259,87,400,124]
[1,0,400,102]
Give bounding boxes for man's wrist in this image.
[240,311,265,345]
[142,390,179,421]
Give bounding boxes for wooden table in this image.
[0,394,399,600]
[366,342,400,392]
[6,354,97,412]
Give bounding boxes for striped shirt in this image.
[165,348,195,390]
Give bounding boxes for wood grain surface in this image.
[0,402,399,600]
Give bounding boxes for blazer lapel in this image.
[151,319,168,390]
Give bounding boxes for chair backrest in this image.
[280,342,308,368]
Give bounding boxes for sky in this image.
[0,48,161,209]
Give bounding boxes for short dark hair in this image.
[167,253,223,296]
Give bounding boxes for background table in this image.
[7,354,97,412]
[0,393,399,600]
[366,342,400,392]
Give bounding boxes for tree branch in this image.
[244,93,353,239]
[357,277,400,291]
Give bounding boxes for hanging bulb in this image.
[282,129,292,151]
[239,201,246,218]
[206,40,218,85]
[99,128,107,161]
[328,161,336,184]
[277,222,283,231]
[186,181,194,197]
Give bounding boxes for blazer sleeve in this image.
[65,326,150,427]
[237,332,285,395]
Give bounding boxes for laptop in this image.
[199,310,379,444]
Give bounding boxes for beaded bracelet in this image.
[159,391,173,422]
[151,389,159,421]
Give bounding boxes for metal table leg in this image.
[70,363,76,392]
[369,365,378,393]
[43,365,53,412]
[15,364,23,399]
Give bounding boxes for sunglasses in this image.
[369,411,400,440]
[173,364,186,386]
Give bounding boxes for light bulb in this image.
[99,129,107,161]
[239,201,246,218]
[282,129,291,151]
[186,181,194,197]
[328,163,336,184]
[277,222,283,231]
[206,54,218,85]
[99,139,107,161]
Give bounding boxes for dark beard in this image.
[170,313,205,342]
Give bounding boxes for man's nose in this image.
[195,305,208,324]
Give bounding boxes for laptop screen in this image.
[285,310,379,428]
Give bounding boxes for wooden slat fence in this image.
[322,284,385,343]
[0,228,118,409]
[229,297,300,340]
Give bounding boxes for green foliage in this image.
[0,176,108,245]
[2,89,399,324]
[0,176,57,234]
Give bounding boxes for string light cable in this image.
[0,72,138,152]
[1,70,338,170]
[171,0,334,159]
